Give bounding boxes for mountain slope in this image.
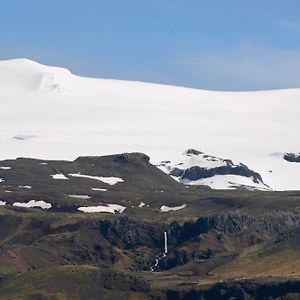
[0,153,300,299]
[1,58,300,190]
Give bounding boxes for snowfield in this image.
[185,175,270,191]
[1,58,300,190]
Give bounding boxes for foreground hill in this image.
[1,58,300,190]
[1,153,300,299]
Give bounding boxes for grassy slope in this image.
[0,265,151,300]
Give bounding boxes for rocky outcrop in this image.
[114,152,150,164]
[99,217,166,250]
[167,211,300,245]
[284,153,300,163]
[171,163,263,183]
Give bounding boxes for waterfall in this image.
[150,231,168,272]
[164,231,168,253]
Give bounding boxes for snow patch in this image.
[51,174,69,180]
[0,201,6,206]
[13,200,52,209]
[160,204,187,212]
[0,166,11,170]
[18,185,31,189]
[78,204,126,214]
[91,188,108,192]
[69,173,124,185]
[68,194,91,200]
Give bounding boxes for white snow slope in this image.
[1,58,300,191]
[158,149,271,191]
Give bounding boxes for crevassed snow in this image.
[1,59,300,190]
[50,174,69,180]
[13,200,52,209]
[69,173,124,185]
[68,194,91,200]
[160,204,187,212]
[0,201,6,206]
[92,188,108,192]
[78,204,126,214]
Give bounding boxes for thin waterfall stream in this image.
[150,231,168,272]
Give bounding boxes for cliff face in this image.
[99,211,300,249]
[93,211,300,272]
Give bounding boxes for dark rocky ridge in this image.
[171,163,264,184]
[284,153,300,163]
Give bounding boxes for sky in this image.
[1,0,300,90]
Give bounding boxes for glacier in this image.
[1,58,300,190]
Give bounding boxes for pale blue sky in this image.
[1,0,300,90]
